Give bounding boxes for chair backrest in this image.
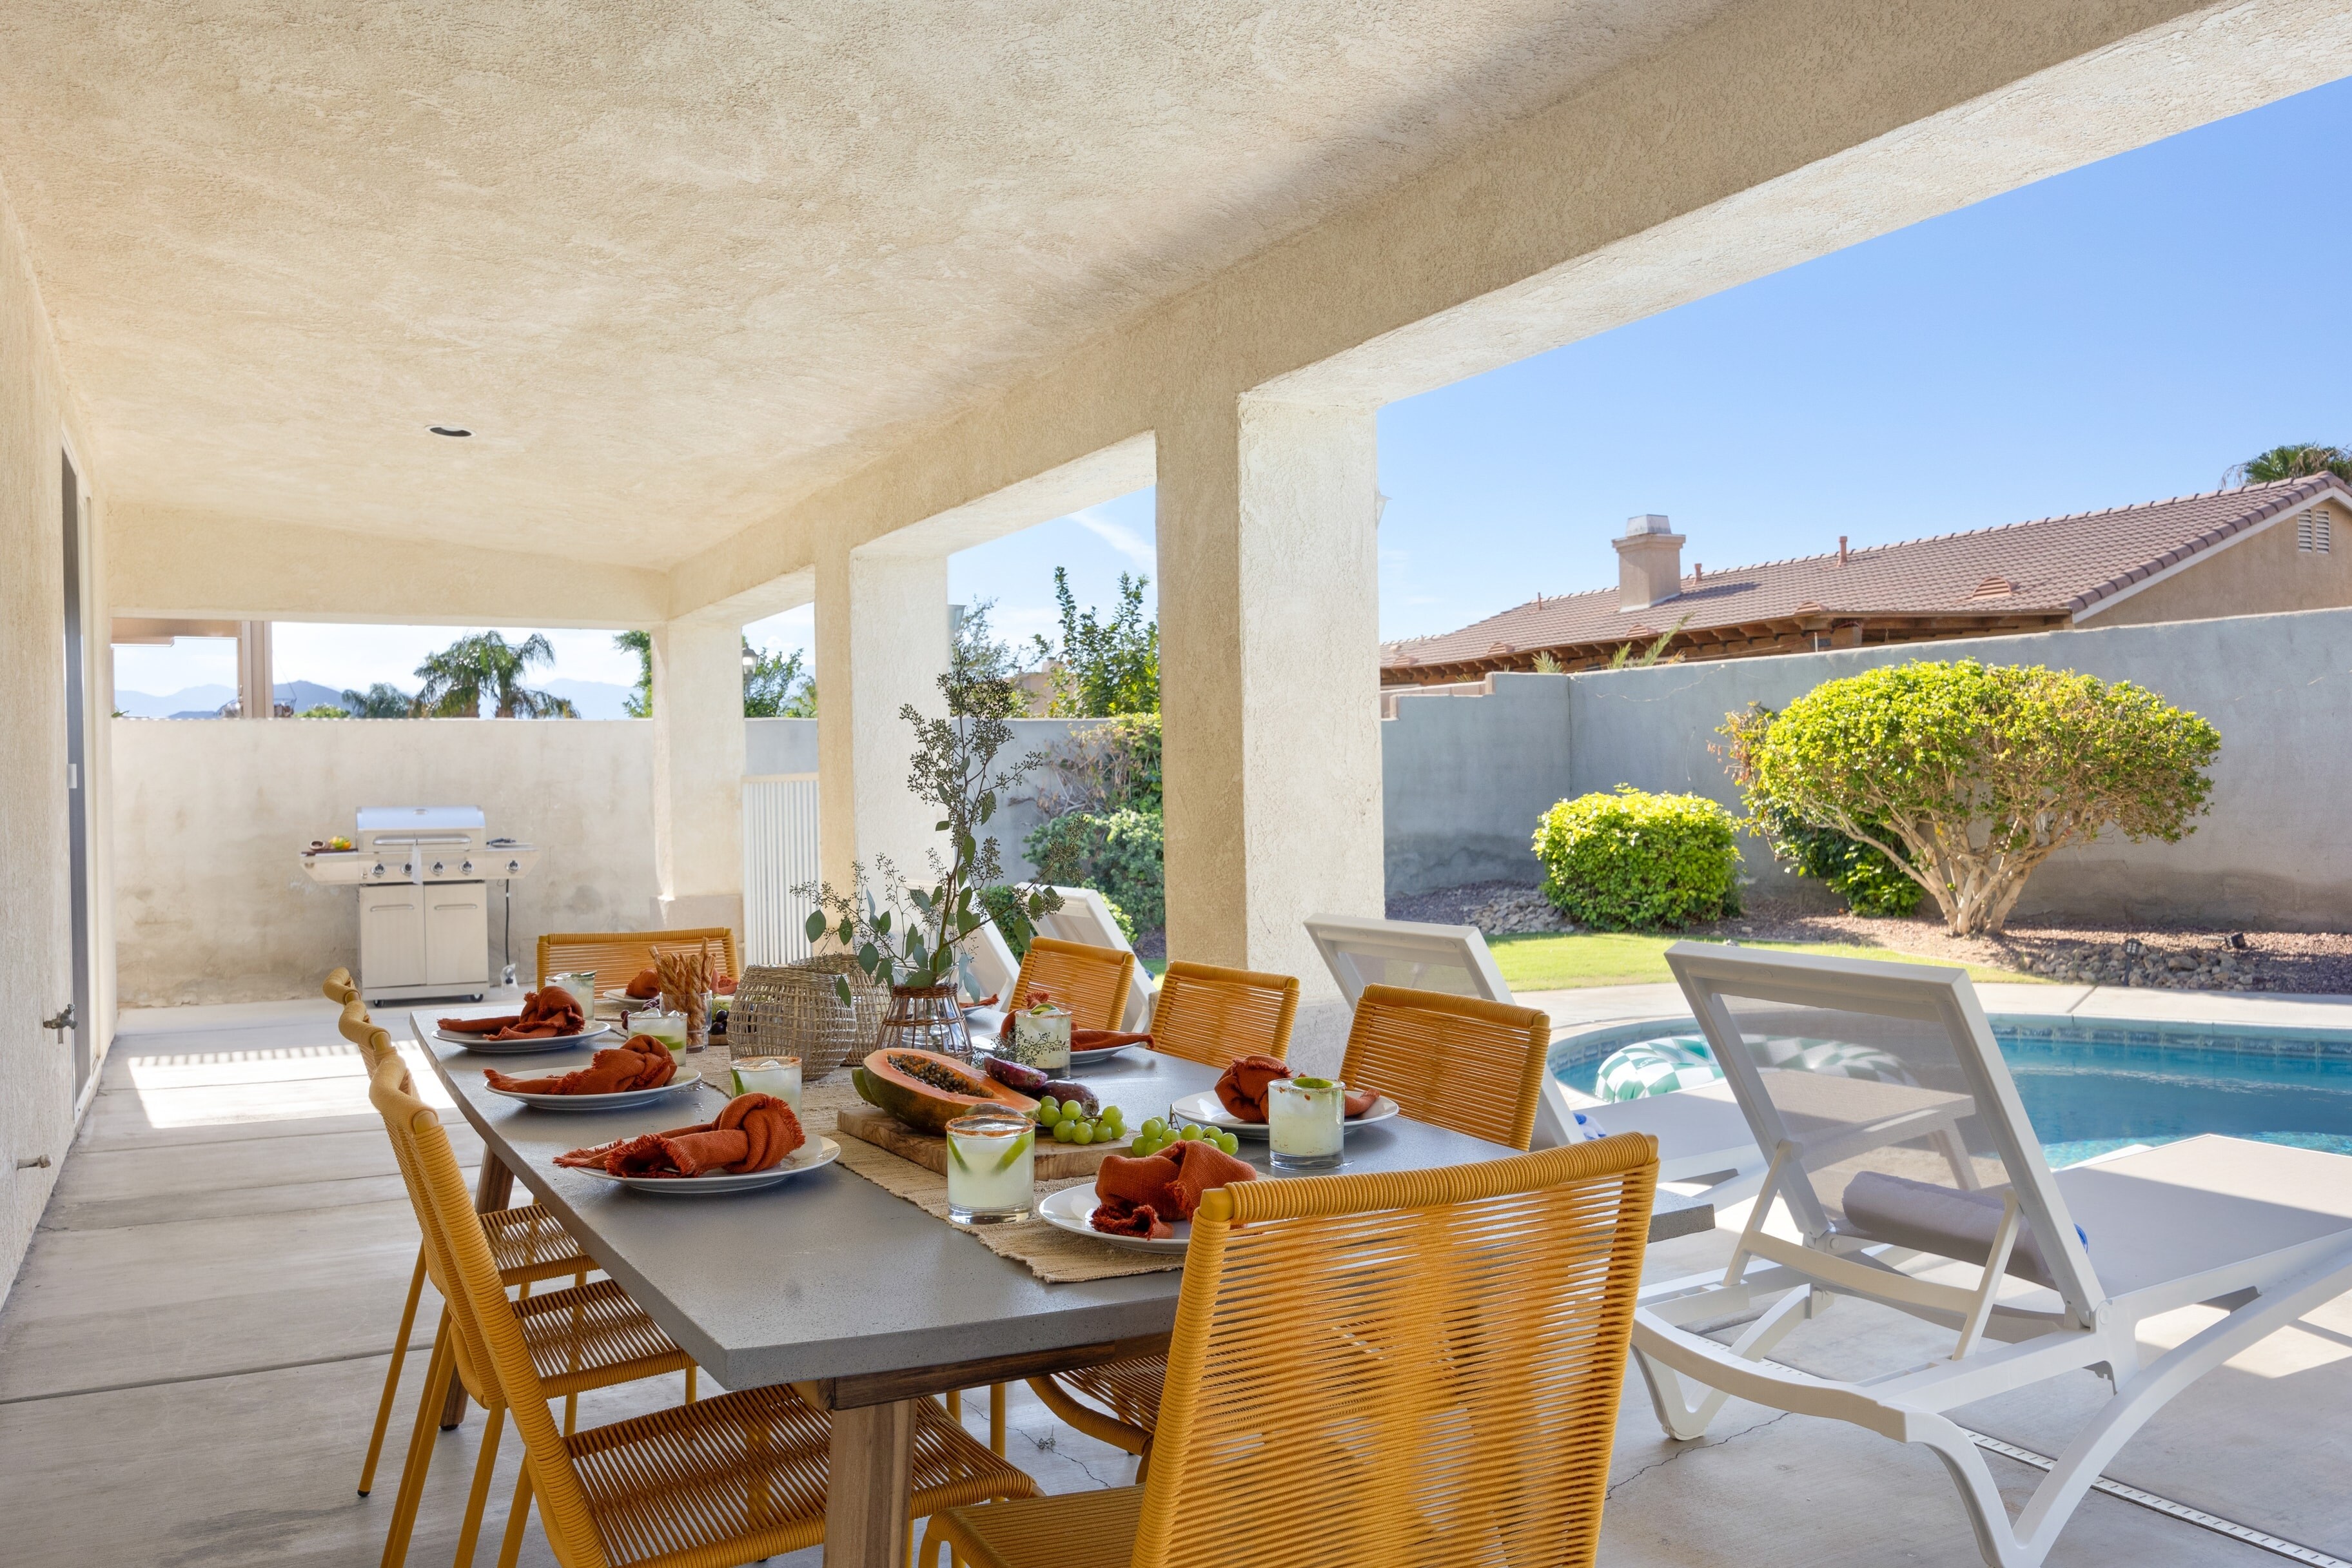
[1037,888,1154,1030]
[959,917,1021,1006]
[536,926,741,992]
[367,1058,602,1551]
[1340,985,1551,1151]
[1148,962,1298,1068]
[1665,941,2103,1319]
[1010,936,1135,1032]
[1305,915,1511,1008]
[1133,1135,1658,1567]
[364,1054,500,1410]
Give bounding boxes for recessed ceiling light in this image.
[427,425,473,438]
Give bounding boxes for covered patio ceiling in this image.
[0,0,1735,568]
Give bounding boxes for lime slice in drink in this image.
[994,1130,1035,1173]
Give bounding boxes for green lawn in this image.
[1488,931,2041,992]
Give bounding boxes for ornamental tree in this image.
[1720,660,2220,936]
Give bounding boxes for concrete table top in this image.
[411,1010,1709,1395]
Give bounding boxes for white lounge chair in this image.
[1304,913,1759,1176]
[1631,941,2352,1568]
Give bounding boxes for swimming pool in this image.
[1550,1018,2352,1166]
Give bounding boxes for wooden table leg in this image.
[823,1398,915,1568]
[437,1148,518,1429]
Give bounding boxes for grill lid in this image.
[357,806,484,834]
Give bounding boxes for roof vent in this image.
[1614,514,1685,612]
[1967,576,2018,600]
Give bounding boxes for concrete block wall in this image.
[1381,606,2352,928]
[1382,673,1573,895]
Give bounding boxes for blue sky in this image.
[119,75,2352,700]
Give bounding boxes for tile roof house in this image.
[1380,474,2352,687]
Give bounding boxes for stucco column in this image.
[650,620,747,935]
[1157,393,1384,1064]
[815,541,951,903]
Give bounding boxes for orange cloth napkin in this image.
[554,1093,805,1179]
[1211,1055,1291,1122]
[1075,1029,1152,1052]
[1211,1054,1377,1120]
[624,968,662,999]
[484,1035,675,1095]
[1090,1138,1257,1237]
[439,990,585,1041]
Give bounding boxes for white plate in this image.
[482,1072,705,1111]
[435,1023,612,1054]
[1167,1088,1400,1139]
[580,1136,841,1195]
[1068,1042,1139,1068]
[1037,1182,1190,1255]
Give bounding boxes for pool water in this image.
[1555,1021,2352,1166]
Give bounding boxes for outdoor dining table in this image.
[411,1008,1711,1567]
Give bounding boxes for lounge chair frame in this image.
[1630,941,2352,1568]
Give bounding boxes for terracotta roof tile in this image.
[1382,475,2349,671]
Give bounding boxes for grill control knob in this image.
[371,862,386,878]
[460,859,473,876]
[507,859,521,875]
[431,861,445,877]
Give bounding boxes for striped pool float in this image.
[1592,1034,1916,1102]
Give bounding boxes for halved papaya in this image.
[852,1047,1037,1135]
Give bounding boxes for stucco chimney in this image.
[1614,514,1685,612]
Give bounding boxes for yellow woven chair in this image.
[1140,961,1297,1069]
[324,971,602,1511]
[1024,961,1296,1455]
[355,1023,698,1568]
[367,1055,1040,1568]
[1007,936,1134,1031]
[1339,983,1554,1152]
[1026,980,1550,1464]
[535,926,741,994]
[929,1134,1658,1568]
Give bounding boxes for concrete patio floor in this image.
[1,992,2346,1566]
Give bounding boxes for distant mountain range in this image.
[115,678,636,720]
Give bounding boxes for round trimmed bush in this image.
[1532,786,1741,930]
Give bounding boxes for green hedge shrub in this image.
[1024,807,1162,935]
[1532,786,1741,930]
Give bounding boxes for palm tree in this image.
[340,682,415,718]
[2226,444,2352,485]
[413,632,574,718]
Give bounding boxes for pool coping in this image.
[1541,985,2352,1082]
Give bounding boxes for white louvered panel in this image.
[742,773,821,966]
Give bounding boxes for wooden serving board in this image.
[835,1104,1130,1180]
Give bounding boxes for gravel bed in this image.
[1387,884,2352,995]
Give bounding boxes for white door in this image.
[361,888,426,990]
[426,885,489,987]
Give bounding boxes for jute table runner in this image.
[702,1066,1182,1284]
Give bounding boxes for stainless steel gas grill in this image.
[299,806,542,1002]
